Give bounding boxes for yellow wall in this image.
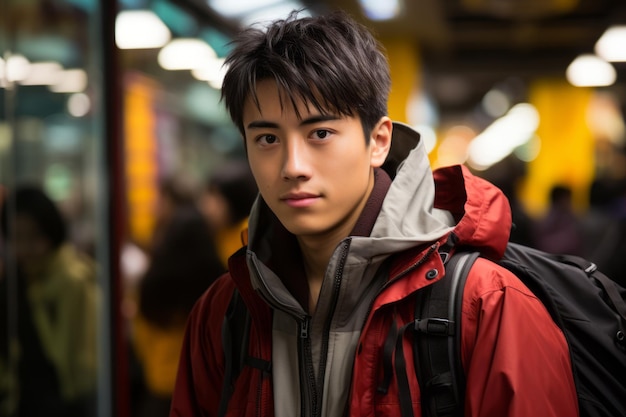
[381,37,421,123]
[520,79,595,216]
[124,74,160,248]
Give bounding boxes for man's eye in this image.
[258,134,278,145]
[313,130,331,139]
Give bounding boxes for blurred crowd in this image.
[123,160,258,417]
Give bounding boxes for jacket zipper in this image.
[256,371,262,417]
[299,316,316,417]
[299,240,351,417]
[255,322,269,417]
[391,244,438,285]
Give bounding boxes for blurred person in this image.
[121,176,196,318]
[580,179,626,287]
[199,160,258,267]
[132,185,226,417]
[0,185,99,417]
[534,184,584,256]
[151,176,199,251]
[501,184,536,247]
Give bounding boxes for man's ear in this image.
[370,116,393,168]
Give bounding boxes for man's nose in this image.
[281,138,312,180]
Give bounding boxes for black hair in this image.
[0,185,67,248]
[138,206,225,328]
[221,10,391,139]
[158,176,196,208]
[550,184,573,205]
[206,160,258,226]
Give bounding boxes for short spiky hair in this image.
[221,10,391,137]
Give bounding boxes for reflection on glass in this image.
[0,187,99,417]
[0,0,108,416]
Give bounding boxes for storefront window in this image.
[0,1,112,416]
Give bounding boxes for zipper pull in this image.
[300,317,310,339]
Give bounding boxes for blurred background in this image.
[1,0,625,416]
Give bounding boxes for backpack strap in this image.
[555,253,626,326]
[413,251,479,417]
[218,288,252,417]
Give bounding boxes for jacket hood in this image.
[433,163,512,260]
[350,122,455,258]
[245,122,512,270]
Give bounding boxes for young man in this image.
[170,11,578,417]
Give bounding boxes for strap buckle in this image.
[414,318,455,336]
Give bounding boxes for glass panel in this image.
[0,1,111,416]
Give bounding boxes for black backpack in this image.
[220,242,626,417]
[411,242,626,417]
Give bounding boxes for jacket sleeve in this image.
[460,257,579,417]
[170,275,234,417]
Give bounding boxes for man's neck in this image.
[297,232,343,312]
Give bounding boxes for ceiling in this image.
[178,0,626,123]
[310,0,626,119]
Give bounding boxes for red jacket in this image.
[170,163,578,417]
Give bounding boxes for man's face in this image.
[242,79,389,240]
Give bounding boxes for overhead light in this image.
[191,58,227,88]
[115,10,171,49]
[158,38,217,70]
[467,103,540,170]
[5,54,31,82]
[19,61,64,86]
[49,69,88,93]
[595,25,626,62]
[358,0,402,21]
[566,54,616,87]
[67,93,91,117]
[207,0,284,18]
[482,89,511,118]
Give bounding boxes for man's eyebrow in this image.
[246,120,279,130]
[246,115,341,130]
